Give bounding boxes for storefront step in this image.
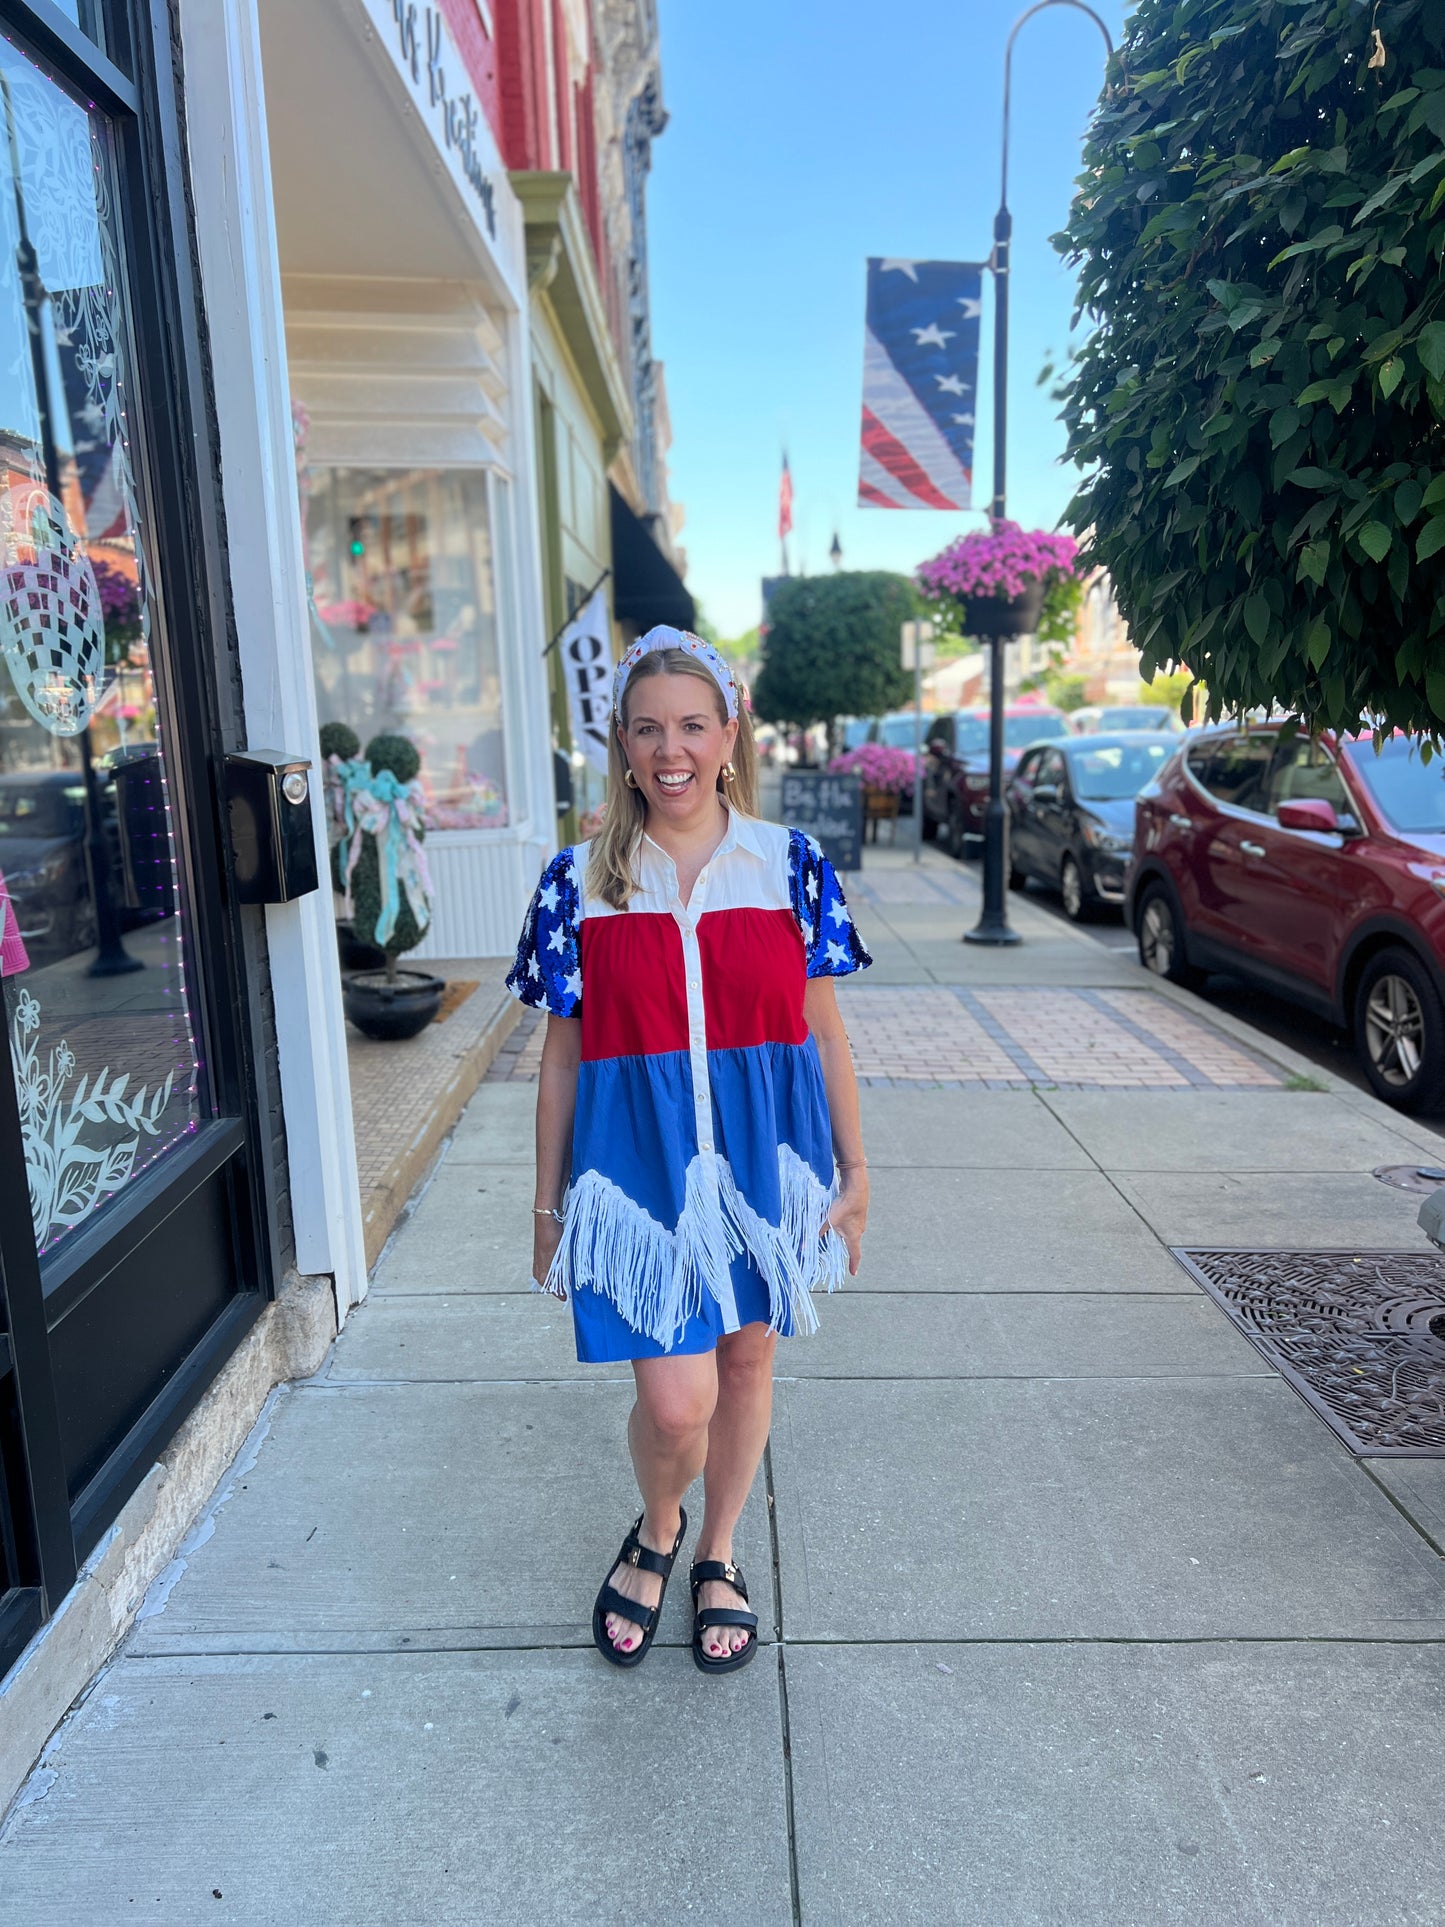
[346,963,520,1274]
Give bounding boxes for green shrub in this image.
[752,573,917,732]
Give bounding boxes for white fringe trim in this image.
[541,1145,845,1347]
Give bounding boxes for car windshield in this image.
[953,715,989,754]
[842,718,873,750]
[1346,738,1445,831]
[1004,713,1066,747]
[879,714,923,748]
[1069,742,1171,801]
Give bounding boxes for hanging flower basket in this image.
[917,520,1079,642]
[958,581,1047,639]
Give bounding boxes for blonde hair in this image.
[586,647,761,910]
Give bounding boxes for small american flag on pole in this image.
[778,452,794,540]
[858,258,983,510]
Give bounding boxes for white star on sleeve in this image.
[563,968,582,1001]
[565,861,580,890]
[826,940,849,967]
[805,834,822,858]
[548,925,566,954]
[539,881,560,912]
[829,900,851,928]
[912,323,955,349]
[528,953,541,980]
[806,873,820,904]
[936,373,969,396]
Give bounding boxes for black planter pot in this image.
[342,968,445,1041]
[960,581,1047,639]
[336,920,386,973]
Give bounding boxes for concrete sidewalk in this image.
[6,847,1445,1923]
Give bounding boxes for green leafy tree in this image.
[1055,0,1445,735]
[752,573,917,731]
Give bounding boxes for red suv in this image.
[1128,724,1445,1112]
[921,705,1070,855]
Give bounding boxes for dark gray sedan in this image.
[1006,733,1179,920]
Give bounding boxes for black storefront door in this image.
[0,2,274,1676]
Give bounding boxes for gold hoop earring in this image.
[721,762,737,784]
[624,768,639,789]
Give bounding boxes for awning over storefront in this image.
[610,484,695,633]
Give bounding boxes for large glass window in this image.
[0,30,203,1257]
[306,467,507,831]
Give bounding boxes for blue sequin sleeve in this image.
[507,848,583,1018]
[787,828,872,979]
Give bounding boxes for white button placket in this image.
[670,860,739,1333]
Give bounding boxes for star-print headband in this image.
[612,625,739,723]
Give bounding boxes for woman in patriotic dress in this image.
[508,627,870,1673]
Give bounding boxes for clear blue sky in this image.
[648,0,1130,639]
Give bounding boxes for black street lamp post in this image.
[966,0,1115,947]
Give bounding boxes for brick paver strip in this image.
[490,981,1286,1096]
[1095,988,1284,1087]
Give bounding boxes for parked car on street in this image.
[1007,733,1177,920]
[921,704,1070,853]
[1128,723,1445,1113]
[1070,704,1183,735]
[0,770,95,963]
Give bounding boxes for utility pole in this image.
[966,0,1114,947]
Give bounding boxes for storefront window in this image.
[306,467,507,831]
[0,32,203,1257]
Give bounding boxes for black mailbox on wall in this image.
[225,750,320,905]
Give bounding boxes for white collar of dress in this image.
[641,798,768,872]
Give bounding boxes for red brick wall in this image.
[494,0,550,168]
[435,0,502,145]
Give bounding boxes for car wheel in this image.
[1136,881,1197,986]
[1060,854,1090,923]
[1354,948,1445,1114]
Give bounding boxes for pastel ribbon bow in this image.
[340,764,434,948]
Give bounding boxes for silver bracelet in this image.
[533,1206,565,1224]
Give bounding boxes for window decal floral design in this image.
[9,985,174,1246]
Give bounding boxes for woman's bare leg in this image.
[602,1352,717,1653]
[695,1323,776,1657]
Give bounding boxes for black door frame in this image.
[0,0,279,1678]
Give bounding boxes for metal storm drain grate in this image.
[1174,1248,1445,1456]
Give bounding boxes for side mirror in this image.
[1032,783,1059,805]
[1277,797,1343,835]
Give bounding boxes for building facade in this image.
[494,0,689,821]
[0,0,689,1810]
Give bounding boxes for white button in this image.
[688,979,699,989]
[700,1139,713,1152]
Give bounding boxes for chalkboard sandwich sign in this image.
[780,770,863,874]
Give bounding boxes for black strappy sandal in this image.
[689,1558,760,1674]
[591,1509,688,1669]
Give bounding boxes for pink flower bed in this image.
[829,743,919,794]
[917,519,1078,602]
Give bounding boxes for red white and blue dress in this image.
[507,808,871,1362]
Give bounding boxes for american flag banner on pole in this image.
[778,452,794,540]
[858,258,983,510]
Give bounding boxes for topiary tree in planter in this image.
[338,732,441,1039]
